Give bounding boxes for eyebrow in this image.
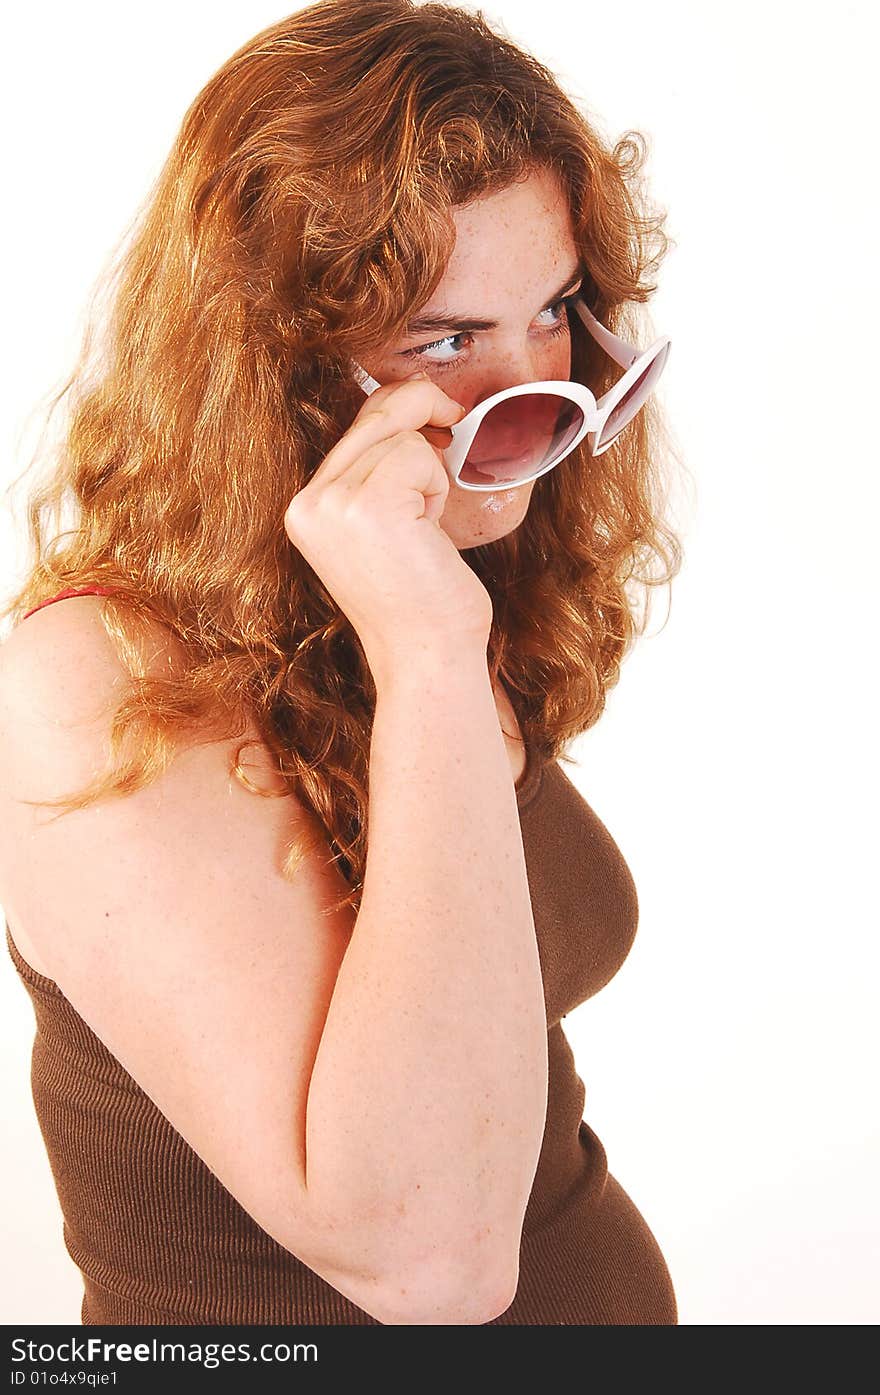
[403,261,586,336]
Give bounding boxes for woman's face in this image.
[356,165,583,550]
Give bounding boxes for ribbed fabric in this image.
[6,589,677,1325]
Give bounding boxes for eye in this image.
[401,330,477,370]
[399,290,580,372]
[538,294,577,338]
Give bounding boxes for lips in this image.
[470,447,532,467]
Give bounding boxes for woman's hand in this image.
[284,372,494,682]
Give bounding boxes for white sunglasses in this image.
[351,294,671,491]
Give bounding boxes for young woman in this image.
[0,0,683,1324]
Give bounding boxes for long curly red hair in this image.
[2,0,688,917]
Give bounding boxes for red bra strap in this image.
[21,586,123,621]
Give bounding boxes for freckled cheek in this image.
[552,335,573,380]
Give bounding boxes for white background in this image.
[2,1,878,1325]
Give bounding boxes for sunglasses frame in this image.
[351,294,671,491]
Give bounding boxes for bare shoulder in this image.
[0,593,340,952]
[0,594,174,720]
[0,594,282,785]
[3,594,197,722]
[0,595,287,973]
[0,592,381,1303]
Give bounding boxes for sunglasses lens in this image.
[594,346,669,451]
[459,393,584,488]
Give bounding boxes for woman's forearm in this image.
[305,645,547,1316]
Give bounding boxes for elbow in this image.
[293,1188,521,1324]
[456,1262,520,1324]
[373,1251,519,1326]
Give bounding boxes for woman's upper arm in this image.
[0,599,393,1306]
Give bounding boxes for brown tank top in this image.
[5,590,677,1324]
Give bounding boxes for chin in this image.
[442,484,532,550]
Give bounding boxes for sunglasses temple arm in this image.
[350,361,381,395]
[572,298,641,371]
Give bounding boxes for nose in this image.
[464,339,570,412]
[471,360,541,409]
